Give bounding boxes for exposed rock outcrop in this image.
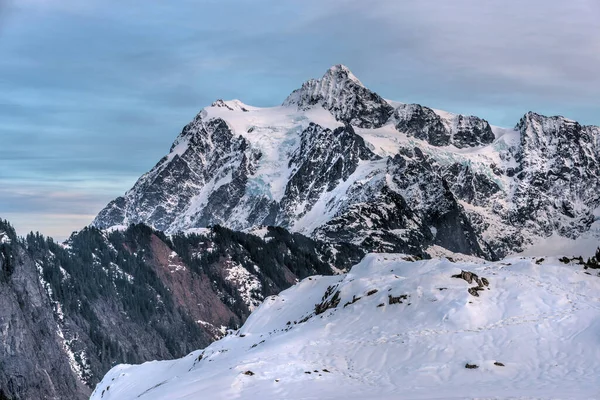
[283,64,394,128]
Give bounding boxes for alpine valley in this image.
[1,65,599,400]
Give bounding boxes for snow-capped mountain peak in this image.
[210,99,251,112]
[283,64,394,128]
[283,65,365,108]
[321,63,364,86]
[93,66,600,260]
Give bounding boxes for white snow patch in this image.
[36,261,91,382]
[0,231,11,244]
[103,225,128,234]
[224,262,263,311]
[109,262,134,283]
[183,228,212,236]
[247,226,272,242]
[429,226,437,237]
[168,251,187,273]
[92,254,600,400]
[59,266,70,282]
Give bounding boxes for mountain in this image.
[93,65,600,260]
[6,65,600,399]
[0,219,356,400]
[91,254,600,399]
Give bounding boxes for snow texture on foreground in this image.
[91,255,600,400]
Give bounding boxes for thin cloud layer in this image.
[1,0,598,240]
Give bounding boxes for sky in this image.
[1,0,599,241]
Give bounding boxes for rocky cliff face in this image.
[393,103,495,148]
[0,220,355,400]
[0,221,89,400]
[283,64,394,128]
[93,65,600,259]
[510,112,600,238]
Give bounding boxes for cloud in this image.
[0,184,113,214]
[2,212,97,242]
[274,0,600,122]
[0,183,111,240]
[1,0,599,240]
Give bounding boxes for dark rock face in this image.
[393,104,451,146]
[316,185,430,254]
[283,64,394,128]
[278,123,380,225]
[312,144,495,259]
[387,151,493,259]
[94,117,247,232]
[0,220,356,400]
[0,221,90,400]
[508,112,600,239]
[453,114,495,148]
[393,103,495,148]
[441,164,501,207]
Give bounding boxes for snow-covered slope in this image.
[93,65,600,259]
[91,254,600,400]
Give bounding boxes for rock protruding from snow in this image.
[91,254,600,400]
[393,104,451,146]
[393,103,495,148]
[283,65,394,128]
[452,114,495,148]
[211,99,249,112]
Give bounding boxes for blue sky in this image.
[1,0,599,240]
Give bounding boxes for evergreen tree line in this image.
[0,219,17,282]
[0,218,363,387]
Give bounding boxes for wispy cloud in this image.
[1,0,599,240]
[0,184,113,240]
[2,212,97,242]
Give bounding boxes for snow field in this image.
[91,254,600,400]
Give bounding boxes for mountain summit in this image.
[283,64,394,128]
[93,65,600,260]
